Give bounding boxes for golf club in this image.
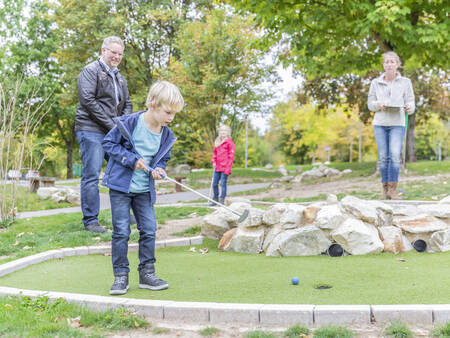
[144,165,250,223]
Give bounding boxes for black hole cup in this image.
[327,243,344,257]
[412,239,427,252]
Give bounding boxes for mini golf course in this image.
[0,238,449,305]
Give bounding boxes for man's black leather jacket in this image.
[75,59,133,134]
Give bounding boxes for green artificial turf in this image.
[0,239,449,305]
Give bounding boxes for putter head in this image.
[238,209,250,223]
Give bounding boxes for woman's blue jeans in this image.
[373,125,405,183]
[212,171,229,200]
[76,130,107,226]
[109,189,157,276]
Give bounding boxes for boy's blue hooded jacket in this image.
[101,111,176,204]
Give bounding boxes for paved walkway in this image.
[16,182,270,219]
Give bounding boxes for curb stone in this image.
[0,236,448,327]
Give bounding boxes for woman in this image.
[368,51,415,199]
[211,125,235,205]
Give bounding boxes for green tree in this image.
[167,9,276,167]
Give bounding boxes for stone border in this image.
[0,236,448,327]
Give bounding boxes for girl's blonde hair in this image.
[146,81,184,112]
[214,125,232,147]
[383,51,402,67]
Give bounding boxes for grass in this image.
[246,331,276,338]
[433,322,450,337]
[200,327,220,336]
[0,294,148,337]
[313,325,354,337]
[5,185,73,213]
[171,225,201,237]
[1,238,449,304]
[385,320,413,338]
[283,324,310,337]
[406,160,450,175]
[0,206,210,264]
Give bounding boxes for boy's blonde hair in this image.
[146,81,184,112]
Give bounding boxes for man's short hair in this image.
[102,36,125,49]
[146,81,184,113]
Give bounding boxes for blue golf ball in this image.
[291,277,299,285]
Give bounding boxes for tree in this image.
[166,9,276,167]
[229,0,449,76]
[228,0,449,161]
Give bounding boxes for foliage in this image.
[270,98,377,164]
[245,331,276,338]
[0,78,50,223]
[415,113,449,160]
[385,320,413,338]
[229,0,449,76]
[167,8,276,166]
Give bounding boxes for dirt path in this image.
[244,173,449,201]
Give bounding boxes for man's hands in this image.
[135,158,166,179]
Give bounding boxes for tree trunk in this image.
[358,120,362,162]
[406,113,417,162]
[349,125,353,162]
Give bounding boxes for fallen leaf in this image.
[189,247,196,252]
[134,320,140,327]
[16,232,25,238]
[22,246,32,250]
[4,304,13,310]
[396,257,406,262]
[12,241,19,246]
[68,316,81,328]
[94,237,101,241]
[432,196,438,200]
[27,232,34,235]
[199,248,209,254]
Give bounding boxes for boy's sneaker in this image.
[139,271,168,291]
[85,222,107,233]
[109,275,129,295]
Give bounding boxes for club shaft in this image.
[162,175,242,217]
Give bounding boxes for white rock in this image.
[341,196,392,226]
[342,169,352,174]
[439,195,450,204]
[201,210,231,239]
[393,215,448,233]
[37,187,59,199]
[417,204,450,218]
[379,226,406,254]
[266,226,331,257]
[326,194,338,204]
[280,204,306,229]
[302,168,325,179]
[224,227,265,254]
[429,229,450,252]
[332,218,384,255]
[263,204,289,225]
[313,204,347,230]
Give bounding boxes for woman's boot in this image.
[388,182,401,200]
[381,182,390,200]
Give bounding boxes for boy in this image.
[102,81,184,295]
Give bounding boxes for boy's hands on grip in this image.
[135,158,166,179]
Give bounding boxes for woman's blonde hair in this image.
[214,125,232,147]
[383,51,402,67]
[146,81,184,112]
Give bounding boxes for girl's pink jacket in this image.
[212,137,235,175]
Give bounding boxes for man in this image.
[75,36,133,233]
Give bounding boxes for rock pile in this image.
[37,187,80,205]
[201,195,450,256]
